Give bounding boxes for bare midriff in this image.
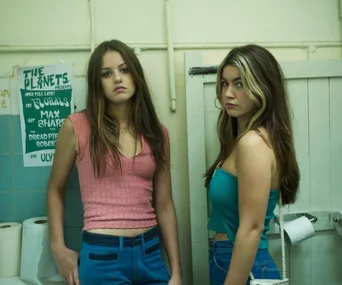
[214,232,229,241]
[87,226,155,237]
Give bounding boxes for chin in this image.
[107,94,134,104]
[226,109,239,118]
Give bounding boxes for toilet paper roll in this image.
[20,217,58,285]
[0,222,22,277]
[283,215,315,246]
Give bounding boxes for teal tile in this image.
[64,226,82,252]
[13,154,51,191]
[0,115,11,154]
[15,191,46,222]
[66,167,80,191]
[11,115,23,153]
[0,192,15,222]
[0,154,14,191]
[64,188,83,227]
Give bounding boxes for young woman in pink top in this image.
[47,39,182,285]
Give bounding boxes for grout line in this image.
[10,115,17,221]
[14,190,46,193]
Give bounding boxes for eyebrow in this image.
[101,63,127,70]
[221,77,241,82]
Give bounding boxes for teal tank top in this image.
[207,167,279,249]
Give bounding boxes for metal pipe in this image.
[0,45,92,52]
[89,0,95,53]
[340,0,342,56]
[176,42,342,50]
[1,42,341,53]
[165,0,176,112]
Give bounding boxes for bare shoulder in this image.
[62,116,75,131]
[160,124,169,135]
[237,129,270,150]
[236,130,273,179]
[236,129,274,166]
[59,117,76,138]
[160,124,170,145]
[56,117,77,152]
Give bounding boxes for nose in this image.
[223,86,235,99]
[112,70,122,83]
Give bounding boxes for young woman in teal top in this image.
[204,44,300,285]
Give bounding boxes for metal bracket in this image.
[274,212,318,226]
[268,211,335,235]
[189,66,218,76]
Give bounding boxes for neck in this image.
[108,102,131,129]
[237,118,248,135]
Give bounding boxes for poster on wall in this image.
[17,63,74,167]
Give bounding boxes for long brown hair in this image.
[204,44,300,205]
[85,39,166,176]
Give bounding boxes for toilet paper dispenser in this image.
[269,211,342,241]
[330,211,342,236]
[274,212,318,226]
[332,216,341,223]
[273,212,318,246]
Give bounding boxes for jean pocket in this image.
[88,251,119,261]
[213,252,230,273]
[145,243,160,255]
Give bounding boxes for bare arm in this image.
[154,128,182,279]
[47,117,77,249]
[46,117,79,285]
[224,131,274,285]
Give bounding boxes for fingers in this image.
[73,268,80,285]
[66,273,75,285]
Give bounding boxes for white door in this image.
[185,52,342,285]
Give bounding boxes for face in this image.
[220,65,256,120]
[101,50,136,106]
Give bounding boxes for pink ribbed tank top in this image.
[68,112,158,230]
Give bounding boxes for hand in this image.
[52,246,80,285]
[168,274,182,285]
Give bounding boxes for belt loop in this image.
[79,230,84,251]
[209,238,216,248]
[140,232,146,251]
[119,236,123,252]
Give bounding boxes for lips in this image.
[114,86,126,91]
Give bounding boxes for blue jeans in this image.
[209,239,281,285]
[79,227,170,284]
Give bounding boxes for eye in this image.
[120,67,129,73]
[236,82,243,88]
[102,71,111,77]
[221,81,228,87]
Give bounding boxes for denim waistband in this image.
[209,238,234,249]
[82,226,160,247]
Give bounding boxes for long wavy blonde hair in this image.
[204,44,300,205]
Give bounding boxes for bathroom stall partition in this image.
[184,52,342,285]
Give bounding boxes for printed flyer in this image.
[17,63,74,167]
